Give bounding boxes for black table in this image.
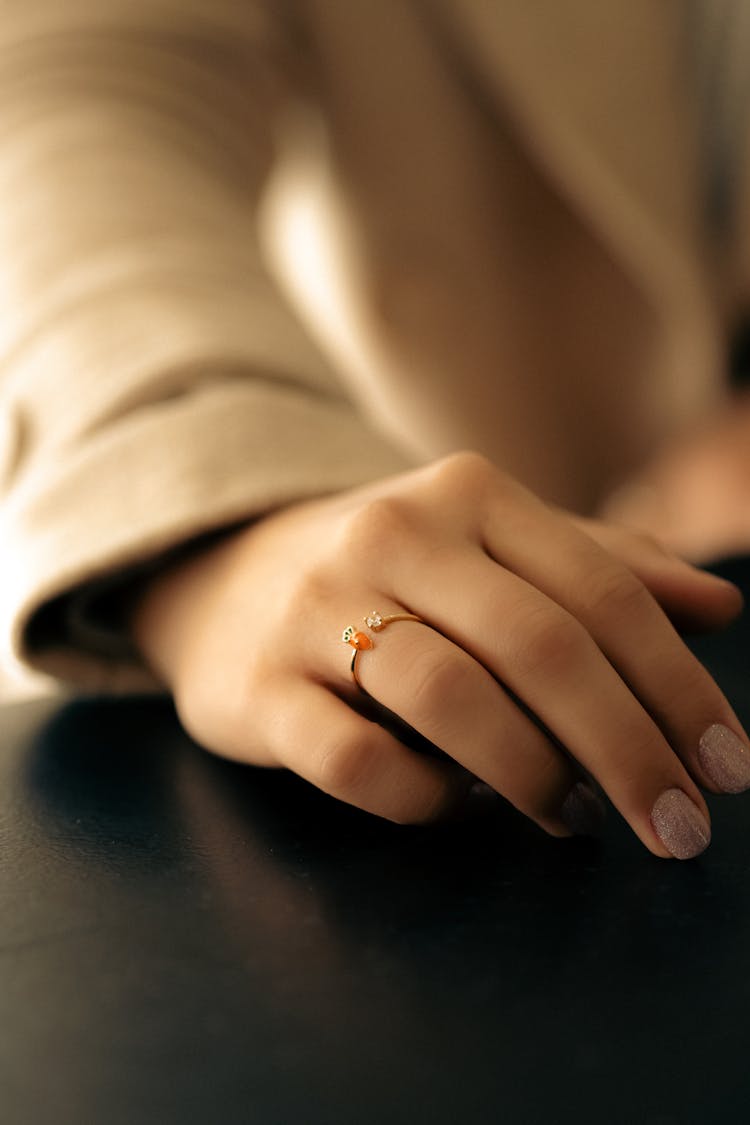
[2,557,750,1125]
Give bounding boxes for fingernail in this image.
[650,788,711,859]
[704,574,744,602]
[698,723,750,793]
[560,782,606,837]
[685,567,744,599]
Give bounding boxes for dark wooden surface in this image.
[1,557,749,1125]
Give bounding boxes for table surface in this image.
[2,557,750,1125]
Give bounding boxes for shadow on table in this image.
[4,554,750,1125]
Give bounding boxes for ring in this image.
[342,610,423,690]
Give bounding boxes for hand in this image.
[129,452,747,859]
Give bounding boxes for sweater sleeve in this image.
[0,0,412,692]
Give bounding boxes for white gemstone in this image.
[365,611,383,630]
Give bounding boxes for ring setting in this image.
[342,609,423,689]
[341,625,373,650]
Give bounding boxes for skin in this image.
[128,451,747,858]
[602,388,750,563]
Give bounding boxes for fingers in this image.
[348,614,602,838]
[480,499,750,797]
[567,515,744,632]
[267,679,472,825]
[300,475,743,856]
[153,451,742,859]
[363,543,713,857]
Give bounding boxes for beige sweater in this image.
[0,1,747,692]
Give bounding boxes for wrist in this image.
[127,525,245,685]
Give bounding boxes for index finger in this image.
[481,483,750,798]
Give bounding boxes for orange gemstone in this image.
[350,631,373,650]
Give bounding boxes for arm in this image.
[0,0,410,690]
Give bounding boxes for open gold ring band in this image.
[342,610,423,690]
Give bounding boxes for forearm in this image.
[0,4,411,689]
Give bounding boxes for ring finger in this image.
[326,601,605,838]
[374,545,711,858]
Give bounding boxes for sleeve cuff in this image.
[1,378,415,691]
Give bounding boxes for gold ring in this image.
[342,610,423,690]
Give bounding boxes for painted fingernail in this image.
[698,723,750,793]
[560,782,606,837]
[650,788,711,859]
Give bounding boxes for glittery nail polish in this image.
[650,788,711,859]
[698,723,750,793]
[560,782,606,837]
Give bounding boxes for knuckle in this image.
[391,779,464,826]
[586,564,651,621]
[660,657,714,714]
[316,731,375,796]
[631,528,670,555]
[509,607,589,681]
[338,496,412,559]
[282,565,336,626]
[410,649,474,721]
[427,450,496,496]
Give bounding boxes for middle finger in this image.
[481,493,750,796]
[384,544,712,858]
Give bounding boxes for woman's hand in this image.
[130,452,748,859]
